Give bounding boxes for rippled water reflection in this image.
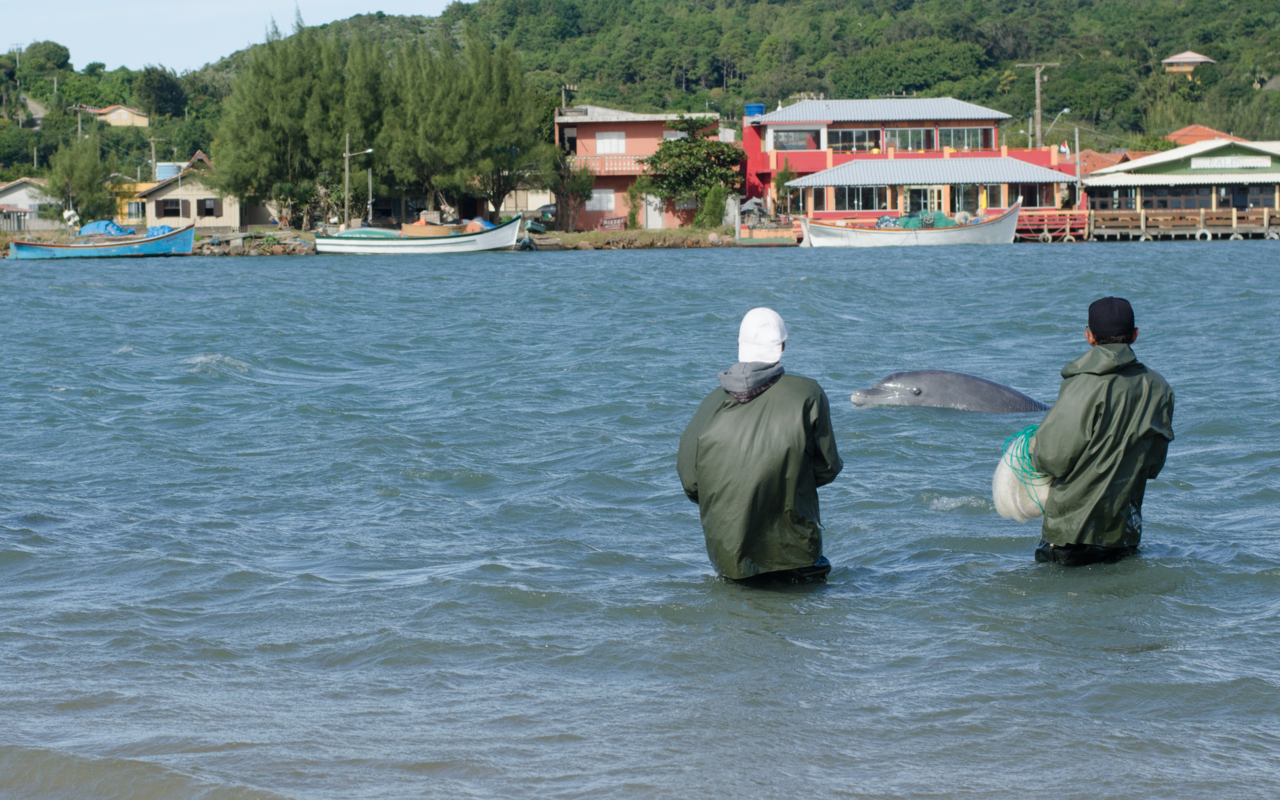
[1,243,1278,798]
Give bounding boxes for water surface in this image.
[2,243,1278,798]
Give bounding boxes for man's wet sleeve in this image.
[810,388,843,488]
[677,392,716,503]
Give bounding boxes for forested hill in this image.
[3,0,1280,184]
[387,0,1279,140]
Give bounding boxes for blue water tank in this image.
[744,103,766,118]
[155,162,182,181]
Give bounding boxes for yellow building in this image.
[92,105,150,127]
[112,182,159,226]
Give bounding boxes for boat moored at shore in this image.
[314,215,524,255]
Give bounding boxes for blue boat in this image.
[7,224,196,260]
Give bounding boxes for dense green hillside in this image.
[4,0,1280,185]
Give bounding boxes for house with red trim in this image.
[744,97,1079,221]
[554,105,723,230]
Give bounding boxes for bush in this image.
[692,185,728,228]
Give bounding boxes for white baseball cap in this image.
[737,307,788,364]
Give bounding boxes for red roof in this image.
[1076,150,1123,176]
[89,104,147,116]
[1165,125,1247,146]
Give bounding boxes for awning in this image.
[786,157,1072,188]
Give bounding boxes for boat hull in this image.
[315,216,523,255]
[803,203,1023,248]
[7,225,196,259]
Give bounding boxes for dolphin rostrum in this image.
[851,370,1049,414]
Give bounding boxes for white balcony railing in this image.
[567,155,646,175]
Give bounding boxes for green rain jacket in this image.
[1033,343,1175,548]
[677,374,843,579]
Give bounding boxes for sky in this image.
[10,0,456,73]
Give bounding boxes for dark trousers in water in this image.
[735,556,832,585]
[1035,540,1138,567]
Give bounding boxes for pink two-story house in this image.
[555,106,722,230]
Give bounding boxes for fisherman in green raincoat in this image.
[677,308,843,582]
[1033,297,1175,566]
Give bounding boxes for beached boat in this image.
[7,224,196,260]
[801,201,1023,248]
[314,215,524,255]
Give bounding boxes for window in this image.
[885,128,935,151]
[675,196,698,210]
[1011,184,1049,208]
[950,184,1001,215]
[939,127,994,150]
[197,198,221,217]
[126,201,145,220]
[596,131,625,154]
[160,199,182,217]
[663,130,688,141]
[774,129,821,151]
[829,129,881,153]
[833,186,889,212]
[811,188,825,211]
[585,189,615,212]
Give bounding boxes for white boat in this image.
[801,201,1023,248]
[315,215,524,255]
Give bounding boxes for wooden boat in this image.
[314,215,524,255]
[7,224,196,260]
[800,200,1023,248]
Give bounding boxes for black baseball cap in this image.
[1088,296,1135,339]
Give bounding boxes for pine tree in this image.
[47,132,115,222]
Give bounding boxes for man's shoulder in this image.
[775,373,827,399]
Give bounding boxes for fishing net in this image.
[992,424,1051,523]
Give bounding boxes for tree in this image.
[543,150,595,232]
[772,159,797,215]
[639,115,741,205]
[449,28,555,221]
[47,133,115,222]
[379,36,465,211]
[133,66,187,118]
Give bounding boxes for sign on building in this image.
[1189,156,1272,169]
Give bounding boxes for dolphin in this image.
[851,370,1050,413]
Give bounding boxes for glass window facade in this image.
[1141,186,1214,210]
[885,128,935,151]
[950,184,1002,214]
[774,130,821,151]
[829,129,881,153]
[833,186,889,212]
[811,188,826,211]
[938,127,994,150]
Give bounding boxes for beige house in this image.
[91,105,150,127]
[135,172,245,232]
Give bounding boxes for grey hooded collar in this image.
[718,361,784,403]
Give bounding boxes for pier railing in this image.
[1090,208,1278,241]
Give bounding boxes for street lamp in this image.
[343,132,373,229]
[1044,108,1071,141]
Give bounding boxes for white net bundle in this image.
[993,425,1051,523]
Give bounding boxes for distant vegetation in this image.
[3,0,1279,190]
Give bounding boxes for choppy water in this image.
[1,243,1278,799]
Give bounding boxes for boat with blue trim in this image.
[7,224,196,260]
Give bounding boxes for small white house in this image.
[0,178,60,231]
[134,172,252,232]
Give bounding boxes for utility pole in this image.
[342,132,373,230]
[1015,62,1059,147]
[148,137,165,181]
[367,167,373,225]
[1074,126,1082,210]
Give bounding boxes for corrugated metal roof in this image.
[1091,140,1280,175]
[786,158,1071,187]
[555,105,718,124]
[750,98,1010,124]
[1084,173,1280,187]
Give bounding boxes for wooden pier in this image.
[1088,208,1279,242]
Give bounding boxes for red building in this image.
[555,105,724,230]
[743,98,1078,219]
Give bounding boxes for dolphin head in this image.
[850,373,924,407]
